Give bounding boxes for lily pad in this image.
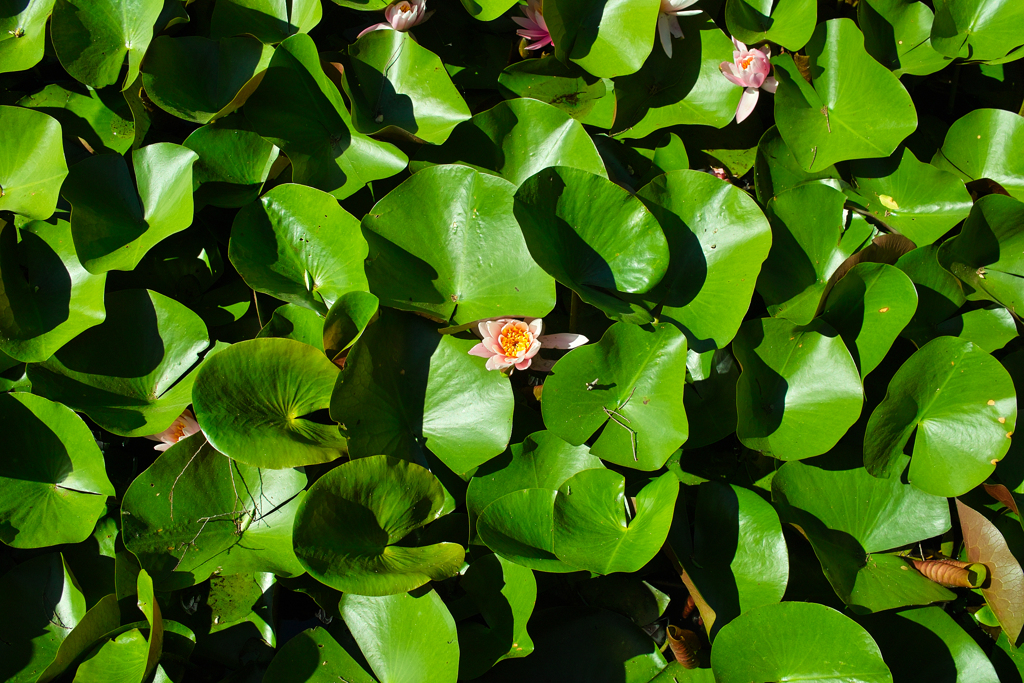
[293,455,464,596]
[725,0,816,51]
[711,602,893,683]
[331,309,514,475]
[411,98,607,187]
[230,183,368,316]
[210,0,322,43]
[858,0,952,77]
[0,0,57,74]
[931,109,1024,200]
[513,166,668,322]
[0,106,69,220]
[142,35,275,124]
[184,113,280,209]
[192,337,346,469]
[62,143,198,274]
[754,125,841,203]
[734,317,863,460]
[497,57,608,121]
[773,18,918,173]
[50,0,163,89]
[323,291,378,360]
[17,82,136,158]
[264,628,375,683]
[339,590,459,683]
[0,392,114,548]
[121,433,307,590]
[477,488,581,573]
[542,322,688,469]
[0,217,106,363]
[636,170,773,350]
[850,147,973,246]
[256,304,326,351]
[243,33,407,200]
[864,336,1017,496]
[545,0,660,78]
[342,29,470,144]
[28,288,210,437]
[553,470,678,574]
[931,0,1024,63]
[361,164,554,324]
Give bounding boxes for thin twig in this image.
[169,437,209,521]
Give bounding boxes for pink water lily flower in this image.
[513,0,552,51]
[357,0,432,38]
[469,317,588,372]
[720,37,777,123]
[658,0,702,59]
[145,409,202,452]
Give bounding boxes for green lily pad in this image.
[184,113,280,209]
[229,183,368,316]
[514,166,668,322]
[192,337,346,469]
[121,433,307,590]
[497,57,608,121]
[820,263,918,378]
[865,336,1017,496]
[28,288,210,437]
[0,0,57,74]
[256,304,326,351]
[545,0,659,78]
[477,488,581,573]
[932,304,1018,353]
[931,109,1024,200]
[50,0,163,89]
[773,18,918,173]
[206,572,276,643]
[681,481,788,638]
[17,82,136,159]
[757,183,871,324]
[210,0,321,43]
[0,392,114,549]
[362,164,554,324]
[858,0,952,77]
[62,143,198,274]
[466,430,604,534]
[734,317,863,460]
[36,594,120,683]
[542,322,688,469]
[135,570,162,680]
[73,628,149,682]
[293,455,464,596]
[931,0,1024,63]
[553,469,678,575]
[0,553,86,683]
[711,602,893,682]
[457,0,515,20]
[611,14,740,138]
[850,147,973,246]
[895,243,967,341]
[0,106,68,220]
[264,628,375,683]
[725,0,816,51]
[754,125,841,203]
[244,33,407,199]
[142,35,275,124]
[682,347,740,449]
[323,291,378,360]
[636,170,773,350]
[457,554,536,679]
[411,98,607,187]
[938,194,1024,313]
[342,29,470,144]
[339,590,459,683]
[331,310,514,475]
[0,217,106,363]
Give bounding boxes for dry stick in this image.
[169,436,209,521]
[603,387,638,461]
[172,509,251,570]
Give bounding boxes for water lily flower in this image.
[513,0,552,51]
[357,0,432,39]
[145,409,202,452]
[469,317,588,372]
[719,37,777,124]
[657,0,702,59]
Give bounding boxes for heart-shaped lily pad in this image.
[0,106,68,220]
[0,0,57,74]
[292,455,465,596]
[931,109,1024,200]
[545,0,660,78]
[192,337,347,469]
[726,0,816,50]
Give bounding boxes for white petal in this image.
[762,75,778,93]
[658,15,673,58]
[735,87,759,123]
[538,333,589,349]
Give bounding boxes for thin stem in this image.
[569,291,581,333]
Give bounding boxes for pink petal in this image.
[511,15,535,28]
[527,317,544,337]
[468,342,494,358]
[667,14,684,38]
[732,36,746,52]
[720,64,748,88]
[484,338,503,355]
[523,339,542,360]
[515,357,533,371]
[485,320,505,340]
[735,87,759,123]
[485,355,511,371]
[749,70,765,88]
[538,333,589,349]
[762,45,771,59]
[154,443,171,452]
[762,76,778,93]
[356,22,390,38]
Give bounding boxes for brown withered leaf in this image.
[984,482,1020,516]
[957,499,1024,643]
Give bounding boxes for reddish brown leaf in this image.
[666,626,699,669]
[984,482,1020,515]
[957,499,1024,643]
[911,558,987,587]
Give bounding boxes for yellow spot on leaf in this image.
[878,307,890,313]
[879,195,899,210]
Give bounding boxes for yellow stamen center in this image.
[397,2,412,11]
[500,326,531,357]
[740,55,754,69]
